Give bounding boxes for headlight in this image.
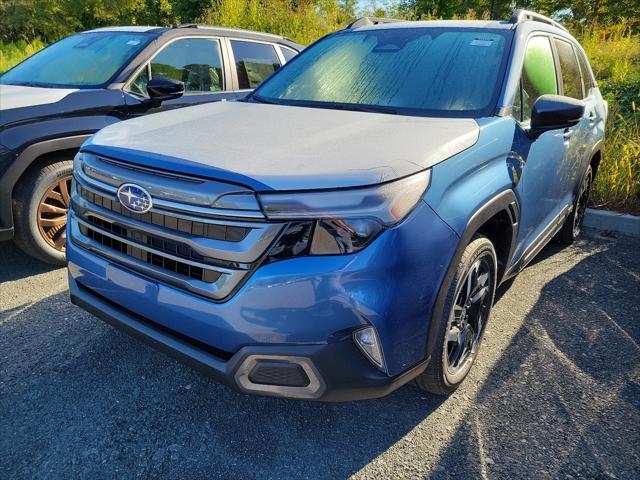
[260,170,430,259]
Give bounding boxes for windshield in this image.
[254,27,512,117]
[1,31,154,88]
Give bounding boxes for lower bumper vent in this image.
[248,360,311,387]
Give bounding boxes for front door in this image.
[510,34,570,262]
[125,36,237,115]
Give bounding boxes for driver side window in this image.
[512,36,559,123]
[128,37,224,97]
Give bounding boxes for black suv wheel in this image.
[414,235,497,395]
[557,165,593,245]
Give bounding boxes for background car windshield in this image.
[256,28,511,116]
[0,32,153,88]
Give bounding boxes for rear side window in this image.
[231,40,281,89]
[516,36,558,122]
[553,39,583,99]
[150,38,224,93]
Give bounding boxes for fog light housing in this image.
[353,326,385,372]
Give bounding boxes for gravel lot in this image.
[1,230,639,479]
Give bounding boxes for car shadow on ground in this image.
[431,236,640,479]
[0,240,61,283]
[1,283,446,479]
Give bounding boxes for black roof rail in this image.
[347,17,405,29]
[509,9,569,32]
[174,23,199,29]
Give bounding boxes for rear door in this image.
[124,36,237,113]
[551,37,593,196]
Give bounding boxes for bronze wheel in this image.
[13,159,74,265]
[36,175,72,251]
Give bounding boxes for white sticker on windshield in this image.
[127,40,141,45]
[471,39,494,47]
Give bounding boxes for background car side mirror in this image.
[529,94,585,139]
[146,77,184,105]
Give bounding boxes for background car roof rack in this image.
[347,17,405,29]
[509,9,569,32]
[174,23,199,29]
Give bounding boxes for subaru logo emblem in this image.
[117,183,152,213]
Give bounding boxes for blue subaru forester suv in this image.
[67,11,606,400]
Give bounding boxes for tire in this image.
[414,235,497,396]
[12,159,74,265]
[557,165,593,245]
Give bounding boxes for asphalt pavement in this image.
[1,229,639,479]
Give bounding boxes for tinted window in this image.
[521,36,558,122]
[281,47,297,62]
[231,40,281,89]
[256,28,511,116]
[554,39,582,99]
[575,49,592,98]
[130,38,224,95]
[1,32,152,88]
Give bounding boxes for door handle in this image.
[562,129,573,141]
[588,111,597,125]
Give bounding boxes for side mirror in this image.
[146,77,184,105]
[529,94,585,139]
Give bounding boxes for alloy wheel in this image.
[37,175,72,251]
[446,257,492,375]
[573,171,592,237]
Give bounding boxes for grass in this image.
[0,39,45,73]
[578,23,640,214]
[0,21,638,214]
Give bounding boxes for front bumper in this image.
[69,274,429,401]
[67,201,459,400]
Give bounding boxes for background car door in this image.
[510,35,568,261]
[125,36,237,113]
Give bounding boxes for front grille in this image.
[80,217,222,283]
[72,157,286,301]
[80,186,250,242]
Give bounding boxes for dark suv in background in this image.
[0,25,302,264]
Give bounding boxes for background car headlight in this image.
[260,170,430,259]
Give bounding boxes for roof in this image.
[351,20,515,31]
[175,25,289,41]
[82,24,302,49]
[85,26,166,33]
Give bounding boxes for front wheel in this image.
[12,159,73,265]
[414,235,497,395]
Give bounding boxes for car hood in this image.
[85,101,480,191]
[0,84,79,110]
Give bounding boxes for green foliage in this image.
[396,0,640,30]
[201,0,352,44]
[579,23,640,214]
[0,38,45,73]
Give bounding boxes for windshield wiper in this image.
[300,101,398,115]
[249,94,398,115]
[250,93,280,105]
